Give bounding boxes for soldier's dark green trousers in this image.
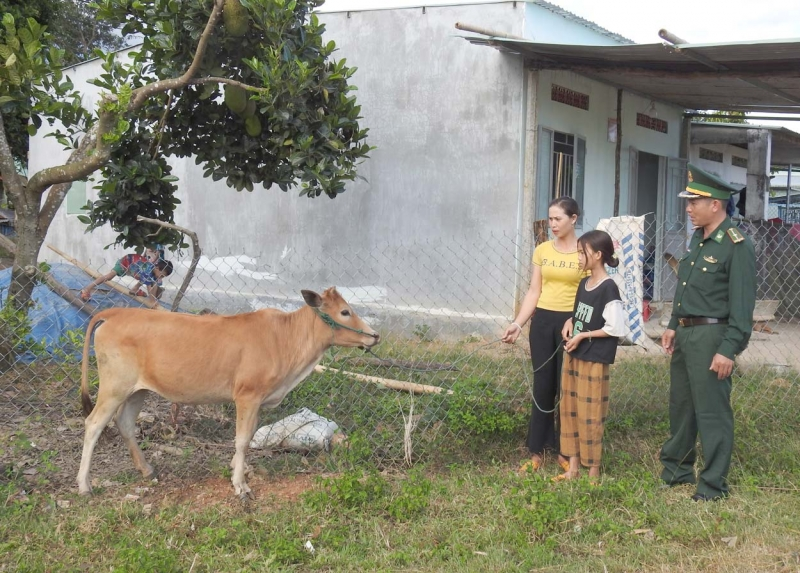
[660,323,733,499]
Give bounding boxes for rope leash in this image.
[326,333,566,415]
[363,337,507,372]
[524,340,565,414]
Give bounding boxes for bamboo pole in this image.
[46,244,163,310]
[38,270,102,317]
[314,365,453,395]
[0,233,16,255]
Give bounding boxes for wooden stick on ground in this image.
[314,365,453,395]
[136,216,201,313]
[46,244,163,310]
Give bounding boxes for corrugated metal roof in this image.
[529,0,633,45]
[465,36,800,113]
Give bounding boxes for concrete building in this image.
[689,122,800,221]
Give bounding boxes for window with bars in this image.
[536,128,586,224]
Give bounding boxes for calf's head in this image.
[302,287,380,348]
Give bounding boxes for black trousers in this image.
[526,308,571,455]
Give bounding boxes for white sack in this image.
[249,408,340,452]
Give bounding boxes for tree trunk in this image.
[6,198,44,310]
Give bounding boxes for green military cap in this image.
[678,163,741,200]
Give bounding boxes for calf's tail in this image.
[81,315,106,417]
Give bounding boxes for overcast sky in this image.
[317,0,800,128]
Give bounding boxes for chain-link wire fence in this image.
[1,216,799,492]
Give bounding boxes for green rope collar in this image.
[312,307,377,338]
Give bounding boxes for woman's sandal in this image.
[518,457,542,473]
[558,458,571,473]
[551,472,579,482]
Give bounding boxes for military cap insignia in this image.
[727,228,745,243]
[688,172,693,182]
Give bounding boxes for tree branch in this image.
[26,107,115,197]
[137,215,202,312]
[129,0,226,110]
[149,90,174,159]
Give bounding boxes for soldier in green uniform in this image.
[660,163,756,501]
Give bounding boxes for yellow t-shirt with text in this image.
[532,240,586,312]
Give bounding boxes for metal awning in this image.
[465,36,800,113]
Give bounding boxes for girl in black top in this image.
[555,230,626,482]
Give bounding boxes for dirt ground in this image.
[0,367,322,510]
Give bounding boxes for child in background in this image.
[80,247,173,304]
[555,230,626,482]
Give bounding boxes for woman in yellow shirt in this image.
[502,196,585,473]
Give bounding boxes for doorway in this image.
[628,150,686,302]
[629,151,659,301]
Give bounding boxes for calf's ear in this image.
[301,290,323,308]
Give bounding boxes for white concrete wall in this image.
[688,143,748,187]
[534,70,683,228]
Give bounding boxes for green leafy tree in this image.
[46,0,128,65]
[694,110,748,124]
[0,0,58,188]
[0,0,128,204]
[0,0,371,308]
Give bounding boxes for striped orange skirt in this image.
[559,354,610,468]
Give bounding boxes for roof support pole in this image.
[679,116,692,160]
[746,129,771,221]
[613,89,622,216]
[454,22,527,41]
[787,165,792,212]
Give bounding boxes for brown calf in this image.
[77,288,379,498]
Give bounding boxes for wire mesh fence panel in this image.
[1,217,799,492]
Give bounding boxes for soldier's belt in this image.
[677,317,728,327]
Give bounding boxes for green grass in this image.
[1,456,798,572]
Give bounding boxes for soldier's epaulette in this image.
[727,227,745,243]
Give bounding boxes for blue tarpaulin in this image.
[0,262,151,361]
